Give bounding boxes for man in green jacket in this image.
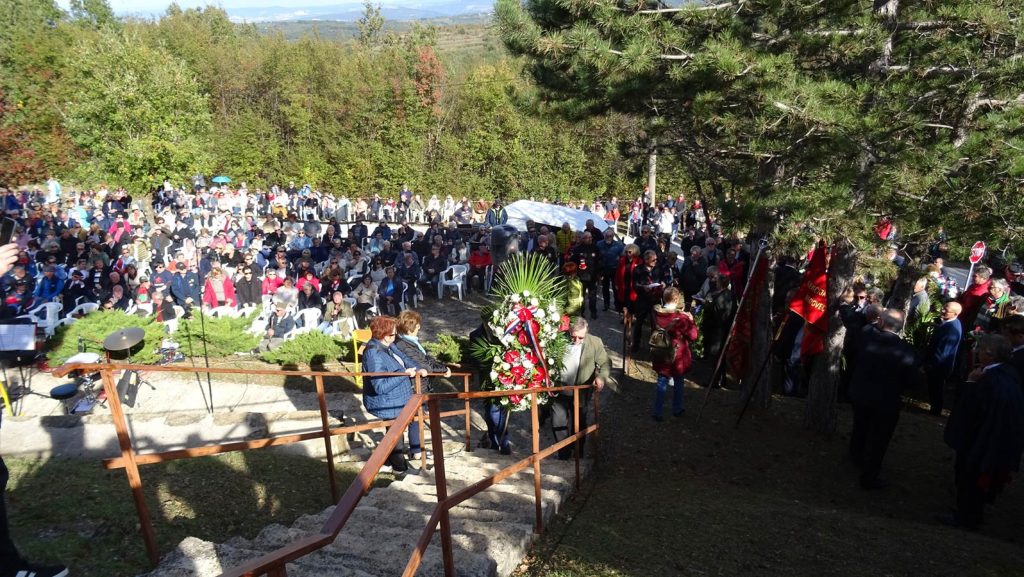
[552,316,610,460]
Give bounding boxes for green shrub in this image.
[424,334,469,364]
[260,331,351,366]
[173,312,260,358]
[48,310,167,365]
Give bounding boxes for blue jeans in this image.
[484,403,511,450]
[653,374,685,417]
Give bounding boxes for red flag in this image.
[789,243,829,357]
[726,251,769,377]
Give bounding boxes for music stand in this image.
[0,319,39,416]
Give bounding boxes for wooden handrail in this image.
[75,354,599,575]
[219,384,599,577]
[219,393,427,577]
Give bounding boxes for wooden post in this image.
[428,399,455,577]
[573,387,580,490]
[591,388,601,467]
[415,374,426,471]
[314,375,339,502]
[531,391,543,534]
[463,374,471,452]
[102,368,160,566]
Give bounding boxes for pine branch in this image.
[607,49,693,61]
[615,2,740,15]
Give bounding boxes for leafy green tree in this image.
[62,29,212,190]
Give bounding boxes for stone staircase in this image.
[143,450,589,577]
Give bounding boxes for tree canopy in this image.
[496,0,1024,254]
[0,0,663,201]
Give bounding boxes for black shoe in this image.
[591,311,598,320]
[499,445,512,455]
[652,415,664,422]
[673,410,685,418]
[3,563,69,577]
[603,306,610,312]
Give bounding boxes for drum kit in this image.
[49,327,153,415]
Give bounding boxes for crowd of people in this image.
[1,176,1021,554]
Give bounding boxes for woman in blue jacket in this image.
[362,315,426,471]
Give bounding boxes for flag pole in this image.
[694,239,768,426]
[734,312,789,427]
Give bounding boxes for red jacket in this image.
[959,279,991,327]
[651,306,699,377]
[202,276,236,308]
[614,255,641,306]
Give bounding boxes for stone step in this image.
[241,521,498,577]
[145,447,591,577]
[286,504,533,577]
[141,536,266,577]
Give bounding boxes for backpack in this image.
[649,325,679,364]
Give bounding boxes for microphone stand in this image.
[198,309,213,414]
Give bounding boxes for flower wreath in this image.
[472,254,569,412]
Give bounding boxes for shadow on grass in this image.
[516,362,1024,577]
[4,439,386,576]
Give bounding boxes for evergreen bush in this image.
[260,331,350,366]
[423,334,469,364]
[172,312,260,358]
[48,311,167,365]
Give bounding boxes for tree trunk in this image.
[804,238,858,433]
[886,257,919,311]
[647,140,657,205]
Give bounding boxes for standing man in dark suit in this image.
[925,301,963,415]
[552,317,610,460]
[1002,315,1024,382]
[942,334,1024,528]
[848,309,920,490]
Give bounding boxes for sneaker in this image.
[5,563,69,577]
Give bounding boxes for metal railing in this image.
[51,361,599,576]
[50,362,475,566]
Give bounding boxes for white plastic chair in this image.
[400,281,415,311]
[67,302,100,318]
[296,307,322,328]
[437,265,467,300]
[484,264,494,293]
[209,305,240,318]
[22,301,63,337]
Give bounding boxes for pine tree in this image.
[497,0,1024,431]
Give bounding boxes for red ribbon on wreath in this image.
[503,303,553,388]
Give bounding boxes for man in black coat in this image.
[847,309,920,489]
[925,301,963,415]
[1003,315,1024,382]
[942,334,1024,528]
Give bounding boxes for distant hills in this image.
[227,2,493,23]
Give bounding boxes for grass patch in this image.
[5,451,391,576]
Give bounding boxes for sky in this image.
[57,0,456,16]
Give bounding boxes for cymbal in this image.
[103,328,146,351]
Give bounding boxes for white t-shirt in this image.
[561,341,584,385]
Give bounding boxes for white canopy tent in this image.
[503,200,609,233]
